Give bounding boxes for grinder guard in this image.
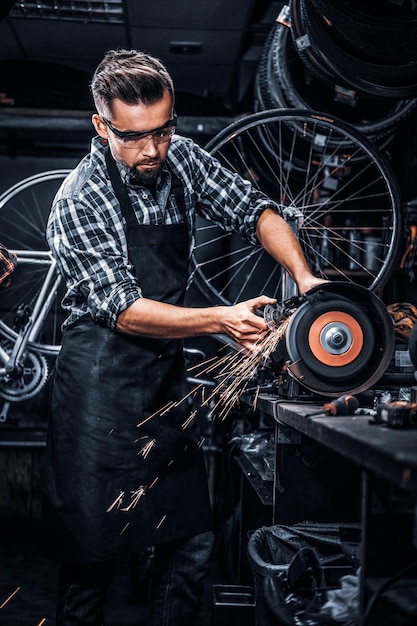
[271,282,394,397]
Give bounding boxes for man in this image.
[42,49,324,626]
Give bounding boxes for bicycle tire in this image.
[293,0,417,99]
[256,17,417,147]
[310,0,417,65]
[189,109,403,305]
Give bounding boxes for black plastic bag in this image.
[247,522,360,626]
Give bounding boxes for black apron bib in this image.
[42,152,212,563]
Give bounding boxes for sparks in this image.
[156,515,167,529]
[149,476,159,489]
[121,486,146,511]
[252,385,260,410]
[196,316,292,421]
[107,491,125,512]
[0,586,20,609]
[138,438,156,458]
[136,400,175,427]
[181,409,197,429]
[135,315,292,430]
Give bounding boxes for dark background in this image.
[1,3,417,624]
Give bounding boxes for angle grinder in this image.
[263,282,394,397]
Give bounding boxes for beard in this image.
[107,138,165,186]
[114,154,164,186]
[127,162,163,186]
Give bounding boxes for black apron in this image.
[42,152,212,563]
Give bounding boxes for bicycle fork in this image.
[0,254,61,421]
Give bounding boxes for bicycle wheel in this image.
[190,109,402,305]
[0,169,70,355]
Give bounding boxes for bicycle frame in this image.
[0,249,61,378]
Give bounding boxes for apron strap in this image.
[105,147,135,225]
[170,171,187,220]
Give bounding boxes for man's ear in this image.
[92,114,109,140]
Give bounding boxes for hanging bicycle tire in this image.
[189,109,403,305]
[254,9,417,149]
[291,0,417,100]
[309,0,417,65]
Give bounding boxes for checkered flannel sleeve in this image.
[0,244,17,287]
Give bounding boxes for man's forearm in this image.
[116,298,225,338]
[115,294,277,349]
[256,208,322,293]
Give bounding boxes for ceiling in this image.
[0,0,283,114]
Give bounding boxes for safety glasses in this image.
[102,113,177,149]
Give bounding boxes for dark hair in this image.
[90,49,174,118]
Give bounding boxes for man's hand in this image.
[295,273,329,296]
[220,294,276,351]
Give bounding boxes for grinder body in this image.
[266,282,394,397]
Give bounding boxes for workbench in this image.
[249,394,417,625]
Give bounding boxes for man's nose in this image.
[142,135,159,156]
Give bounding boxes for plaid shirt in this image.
[0,243,17,288]
[47,134,281,331]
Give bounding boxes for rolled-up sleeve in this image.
[47,197,142,330]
